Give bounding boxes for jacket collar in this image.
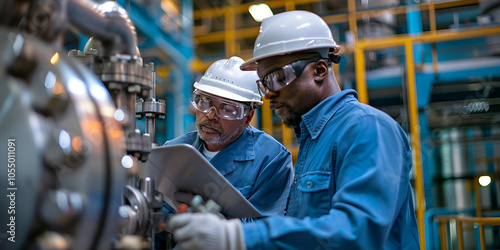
[299,89,358,140]
[195,126,256,175]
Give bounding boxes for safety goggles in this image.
[256,56,322,96]
[190,90,251,120]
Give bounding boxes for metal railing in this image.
[435,215,500,250]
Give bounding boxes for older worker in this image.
[163,56,293,216]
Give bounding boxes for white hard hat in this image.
[194,56,263,105]
[241,10,341,71]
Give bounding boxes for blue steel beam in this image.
[366,57,500,106]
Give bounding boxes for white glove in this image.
[167,213,246,250]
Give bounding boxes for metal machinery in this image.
[0,0,168,249]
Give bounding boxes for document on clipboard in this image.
[143,144,261,218]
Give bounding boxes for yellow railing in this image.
[435,172,499,250]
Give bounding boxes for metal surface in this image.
[121,183,163,237]
[145,144,261,219]
[0,1,170,249]
[68,2,156,162]
[0,27,127,249]
[135,63,166,144]
[356,26,500,50]
[67,0,139,56]
[436,215,500,250]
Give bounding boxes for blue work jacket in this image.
[164,125,294,216]
[243,90,420,249]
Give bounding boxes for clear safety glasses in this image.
[190,90,251,120]
[256,56,323,96]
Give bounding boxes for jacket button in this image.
[306,181,312,188]
[294,178,297,184]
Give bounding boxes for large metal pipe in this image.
[0,0,30,26]
[67,0,139,56]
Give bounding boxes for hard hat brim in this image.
[195,85,263,105]
[240,45,340,71]
[240,59,259,71]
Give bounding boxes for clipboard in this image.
[144,144,261,218]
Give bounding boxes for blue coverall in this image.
[243,90,420,249]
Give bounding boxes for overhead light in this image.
[478,176,491,187]
[248,4,273,22]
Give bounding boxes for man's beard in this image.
[277,104,302,127]
[197,120,245,149]
[282,114,302,127]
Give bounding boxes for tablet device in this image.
[144,144,261,218]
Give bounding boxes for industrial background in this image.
[1,0,499,249]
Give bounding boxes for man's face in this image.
[195,96,253,151]
[257,53,322,126]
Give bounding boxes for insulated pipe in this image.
[67,0,139,56]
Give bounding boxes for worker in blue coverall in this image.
[156,56,294,249]
[167,11,420,250]
[163,56,293,216]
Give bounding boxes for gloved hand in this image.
[167,213,246,250]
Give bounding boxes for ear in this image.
[313,60,329,81]
[244,109,256,127]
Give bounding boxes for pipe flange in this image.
[135,98,166,119]
[122,185,150,236]
[100,57,152,89]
